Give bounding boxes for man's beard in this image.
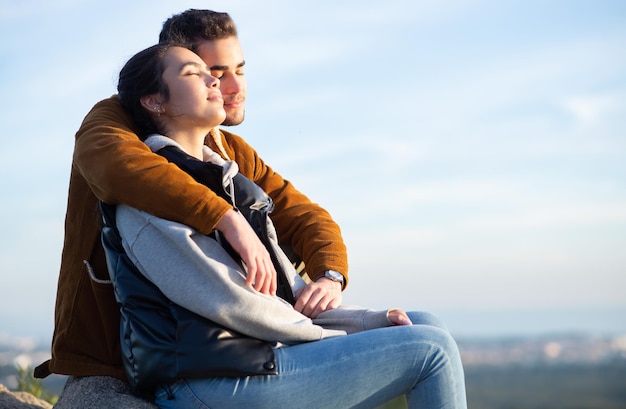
[222,110,245,127]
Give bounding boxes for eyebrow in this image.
[209,60,246,71]
[179,61,205,71]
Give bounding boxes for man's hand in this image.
[215,209,277,295]
[294,277,342,318]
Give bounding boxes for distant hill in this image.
[457,332,626,366]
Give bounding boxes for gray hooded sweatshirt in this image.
[115,135,393,346]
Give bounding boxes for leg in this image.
[406,310,449,331]
[155,325,466,409]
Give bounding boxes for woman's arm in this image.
[116,205,346,344]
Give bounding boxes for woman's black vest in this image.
[100,145,295,393]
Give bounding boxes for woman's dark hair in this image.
[117,43,185,139]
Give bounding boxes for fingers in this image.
[258,253,276,295]
[256,250,277,296]
[388,308,413,326]
[294,280,342,318]
[216,210,277,296]
[243,249,277,296]
[294,287,323,318]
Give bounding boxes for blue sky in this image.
[1,0,625,339]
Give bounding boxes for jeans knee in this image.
[407,311,449,331]
[405,324,462,364]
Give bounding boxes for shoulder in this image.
[219,128,254,152]
[77,95,139,139]
[218,128,263,176]
[86,95,129,121]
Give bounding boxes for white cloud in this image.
[463,201,626,231]
[395,180,515,206]
[563,93,620,124]
[402,35,626,125]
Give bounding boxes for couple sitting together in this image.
[36,9,467,409]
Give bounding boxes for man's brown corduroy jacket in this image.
[35,96,348,380]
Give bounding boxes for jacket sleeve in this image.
[73,96,231,234]
[116,205,346,344]
[221,131,350,285]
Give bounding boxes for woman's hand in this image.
[215,209,277,296]
[388,308,413,326]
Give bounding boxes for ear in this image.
[140,94,163,114]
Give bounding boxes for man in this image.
[36,9,348,407]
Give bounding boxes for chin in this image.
[222,110,245,127]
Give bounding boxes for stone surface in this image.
[53,376,157,409]
[0,383,53,409]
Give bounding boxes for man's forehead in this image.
[195,37,244,65]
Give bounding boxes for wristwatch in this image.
[321,270,345,289]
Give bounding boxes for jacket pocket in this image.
[74,247,122,365]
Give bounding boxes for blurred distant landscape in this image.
[460,333,626,409]
[2,331,625,408]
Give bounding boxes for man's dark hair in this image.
[159,9,238,50]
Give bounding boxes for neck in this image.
[164,127,208,160]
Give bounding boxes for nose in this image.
[220,73,244,95]
[206,73,220,89]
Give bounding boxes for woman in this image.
[111,43,467,408]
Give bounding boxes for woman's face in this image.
[157,47,226,130]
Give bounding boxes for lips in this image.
[207,92,223,102]
[223,96,244,107]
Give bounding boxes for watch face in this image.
[325,270,344,282]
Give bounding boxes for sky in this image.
[0,0,625,340]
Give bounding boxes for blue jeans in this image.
[155,311,467,409]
